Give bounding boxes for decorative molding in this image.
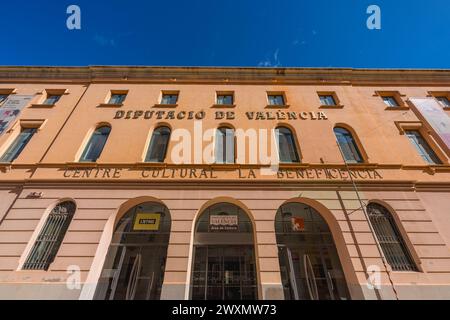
[1,66,450,85]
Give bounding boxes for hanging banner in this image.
[133,213,161,231]
[409,98,450,152]
[0,95,34,135]
[209,215,238,232]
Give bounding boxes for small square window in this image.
[43,95,61,105]
[161,93,178,105]
[268,94,285,106]
[216,93,234,105]
[436,96,450,108]
[382,96,399,107]
[108,93,127,105]
[319,94,337,106]
[0,94,9,105]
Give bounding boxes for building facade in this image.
[0,66,449,300]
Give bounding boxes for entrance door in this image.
[192,246,257,300]
[191,202,258,300]
[279,245,347,300]
[276,203,350,300]
[94,202,171,300]
[105,245,166,300]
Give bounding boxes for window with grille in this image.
[23,201,76,270]
[367,203,417,271]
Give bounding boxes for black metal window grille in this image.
[367,203,417,271]
[23,201,76,270]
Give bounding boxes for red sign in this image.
[291,217,305,231]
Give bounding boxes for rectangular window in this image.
[319,95,337,106]
[43,95,61,105]
[436,96,450,108]
[268,94,285,106]
[216,94,234,105]
[0,94,9,105]
[0,128,37,162]
[382,96,399,107]
[161,93,178,105]
[405,130,442,164]
[108,93,127,105]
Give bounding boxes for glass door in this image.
[279,245,349,300]
[191,245,257,300]
[99,245,166,300]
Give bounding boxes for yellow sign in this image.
[133,213,161,231]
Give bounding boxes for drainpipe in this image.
[334,140,399,300]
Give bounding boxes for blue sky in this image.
[1,0,449,68]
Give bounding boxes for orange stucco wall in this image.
[0,66,449,300]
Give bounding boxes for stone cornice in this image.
[7,180,450,193]
[0,66,450,86]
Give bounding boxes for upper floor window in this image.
[0,127,37,162]
[405,130,441,164]
[80,125,111,162]
[215,127,235,164]
[319,94,337,106]
[334,127,364,163]
[161,93,179,105]
[275,126,300,163]
[0,94,9,105]
[268,94,286,106]
[382,96,400,107]
[216,93,234,105]
[43,94,62,105]
[108,93,127,105]
[367,203,417,271]
[436,96,450,108]
[23,201,76,270]
[145,126,171,162]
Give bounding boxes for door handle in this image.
[303,254,319,300]
[327,270,334,292]
[126,253,141,300]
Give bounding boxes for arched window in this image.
[333,127,363,163]
[275,126,300,163]
[80,125,111,162]
[145,126,171,162]
[367,203,417,271]
[215,126,235,164]
[23,201,76,270]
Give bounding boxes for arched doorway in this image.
[276,202,350,300]
[190,202,258,300]
[94,201,171,300]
